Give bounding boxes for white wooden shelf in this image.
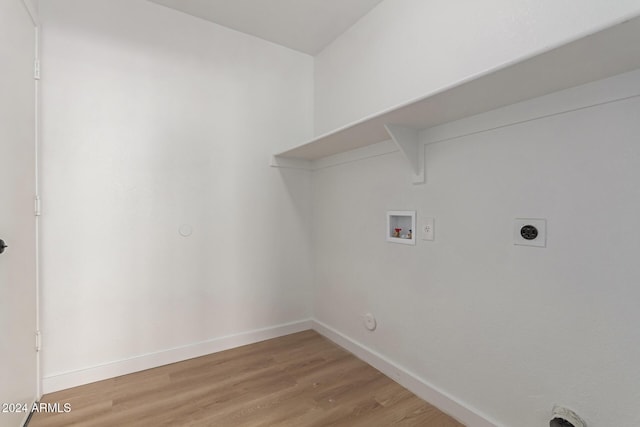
[272,16,640,182]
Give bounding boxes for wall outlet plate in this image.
[514,218,546,247]
[421,217,434,241]
[363,313,377,331]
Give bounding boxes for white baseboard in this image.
[311,319,501,427]
[43,317,499,426]
[42,319,312,394]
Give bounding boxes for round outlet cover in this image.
[179,224,193,237]
[364,313,377,331]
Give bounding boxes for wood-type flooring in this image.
[30,330,463,426]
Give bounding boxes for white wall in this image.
[314,0,640,134]
[313,3,640,424]
[39,0,314,388]
[312,70,640,427]
[37,1,640,425]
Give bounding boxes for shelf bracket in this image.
[384,124,425,184]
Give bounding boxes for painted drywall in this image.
[39,0,314,386]
[314,0,640,134]
[312,70,640,427]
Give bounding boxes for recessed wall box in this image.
[387,211,416,245]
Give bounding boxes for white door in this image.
[0,1,38,426]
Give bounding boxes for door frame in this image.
[20,0,42,403]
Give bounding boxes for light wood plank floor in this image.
[30,330,463,426]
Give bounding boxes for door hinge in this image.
[35,330,41,352]
[34,59,40,80]
[34,195,41,216]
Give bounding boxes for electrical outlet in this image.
[421,218,434,241]
[513,218,546,247]
[363,313,377,331]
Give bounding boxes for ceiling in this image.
[148,0,384,55]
